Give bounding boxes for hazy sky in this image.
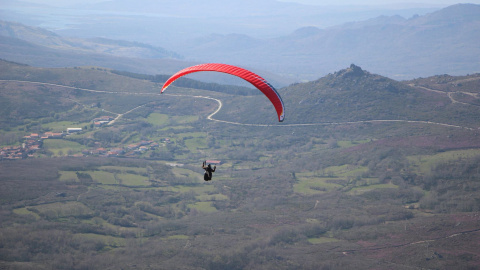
[18,0,480,7]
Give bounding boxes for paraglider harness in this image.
[202,161,216,181]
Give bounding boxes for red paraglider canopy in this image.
[161,63,285,122]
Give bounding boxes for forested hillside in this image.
[1,60,480,269]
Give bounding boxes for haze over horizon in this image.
[3,0,474,41]
[1,0,479,82]
[3,0,478,39]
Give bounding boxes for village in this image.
[0,116,160,160]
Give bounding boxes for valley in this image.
[1,61,480,269]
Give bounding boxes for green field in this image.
[323,164,368,178]
[13,207,40,219]
[172,115,199,124]
[337,139,371,148]
[187,201,218,213]
[116,173,149,186]
[146,113,198,127]
[184,136,207,152]
[146,113,169,126]
[73,233,127,249]
[408,149,480,175]
[294,165,371,195]
[294,176,343,195]
[59,171,80,182]
[172,167,203,181]
[43,139,85,156]
[29,202,93,219]
[88,170,118,185]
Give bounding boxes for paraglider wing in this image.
[161,63,285,122]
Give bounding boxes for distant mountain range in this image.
[0,20,291,87]
[4,0,441,40]
[0,4,479,83]
[176,4,480,80]
[0,21,182,60]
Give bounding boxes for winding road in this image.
[1,79,478,130]
[163,93,477,130]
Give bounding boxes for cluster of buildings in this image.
[1,132,66,160]
[1,130,161,160]
[0,145,30,160]
[1,128,82,160]
[1,115,162,160]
